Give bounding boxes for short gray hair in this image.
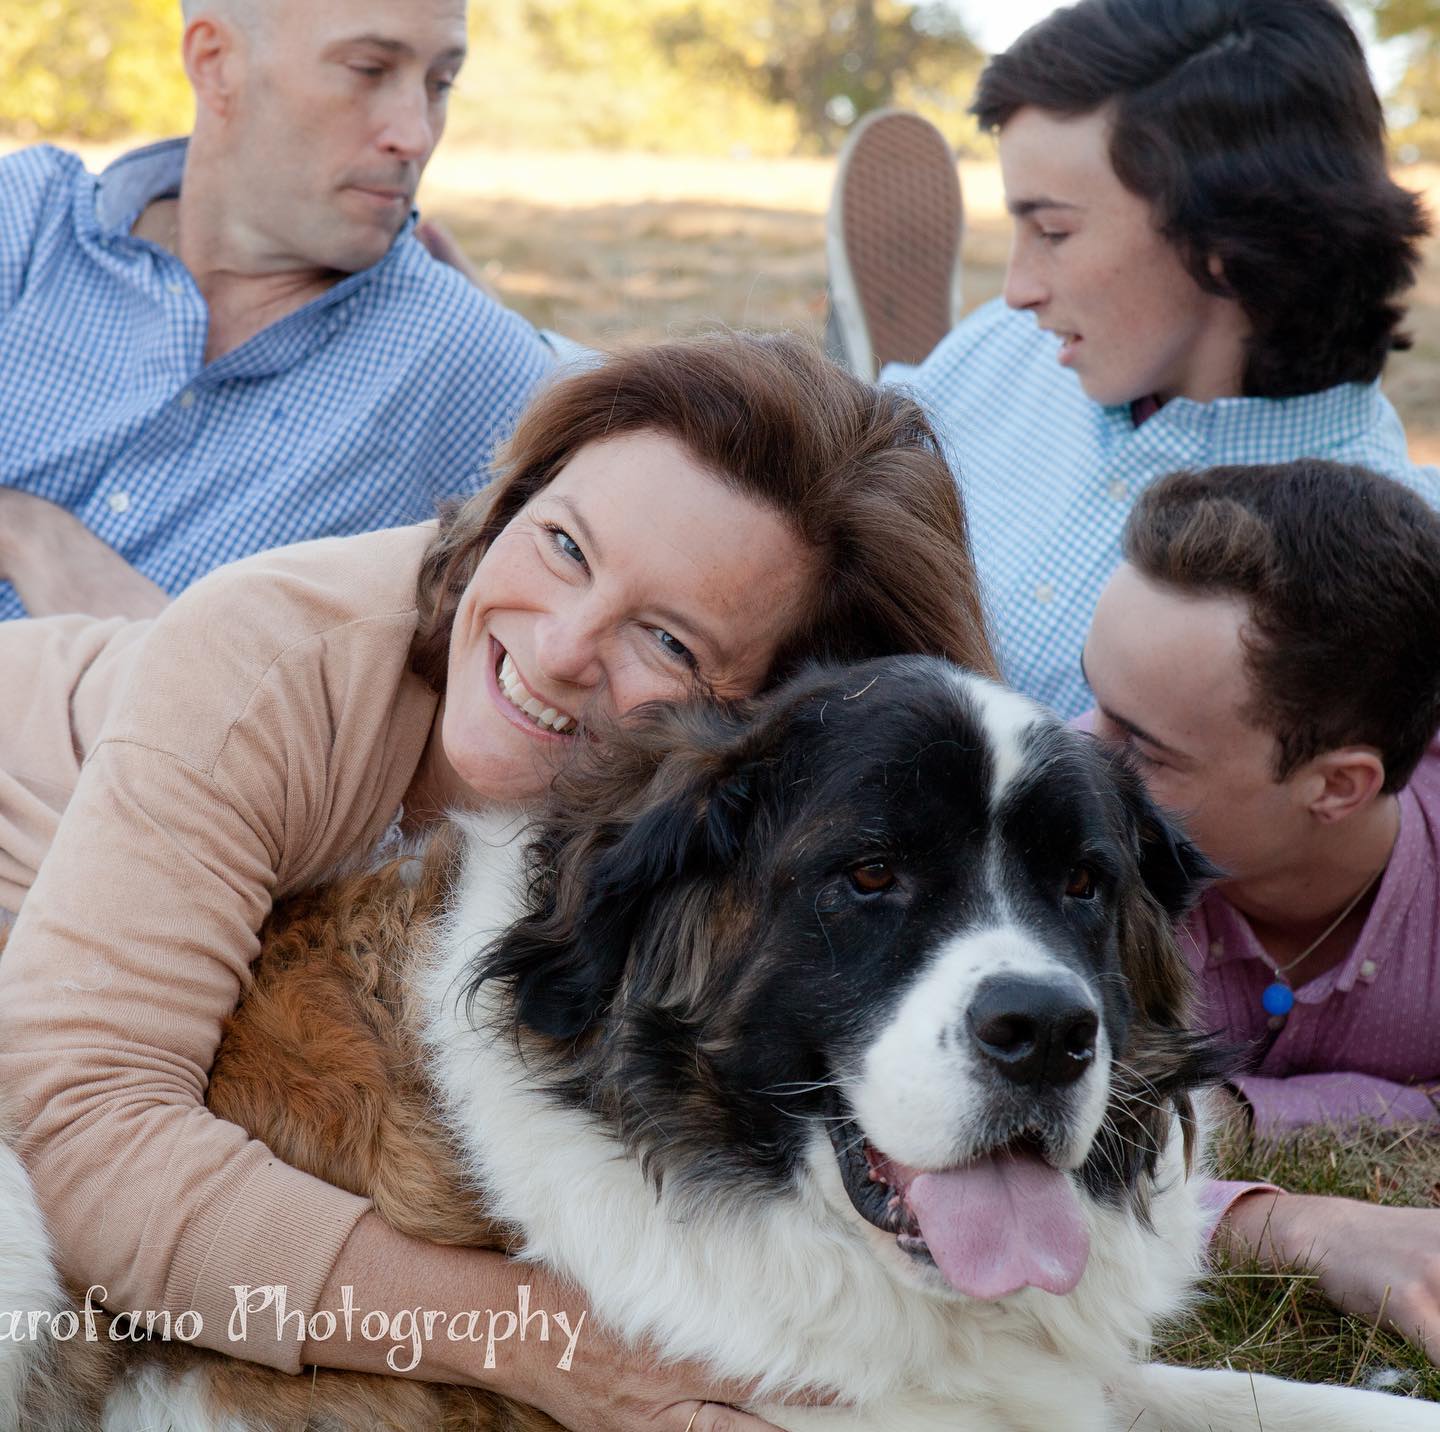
[180,0,260,30]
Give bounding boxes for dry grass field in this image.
[417,145,1440,464]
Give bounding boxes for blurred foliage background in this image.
[0,0,984,155]
[1,0,189,140]
[1,1,1435,155]
[1371,0,1440,158]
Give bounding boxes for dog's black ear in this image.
[482,743,771,1042]
[1117,764,1221,918]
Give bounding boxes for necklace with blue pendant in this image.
[1256,868,1382,1027]
[1260,980,1294,1018]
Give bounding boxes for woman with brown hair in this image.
[0,332,994,1432]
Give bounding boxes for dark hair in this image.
[1123,460,1440,789]
[973,0,1430,397]
[411,330,998,692]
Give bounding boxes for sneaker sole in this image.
[826,109,965,381]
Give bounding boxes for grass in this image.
[1154,1121,1440,1400]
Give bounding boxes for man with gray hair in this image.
[0,0,552,620]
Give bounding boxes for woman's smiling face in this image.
[438,428,816,804]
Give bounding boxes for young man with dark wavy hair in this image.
[831,0,1440,717]
[1081,458,1440,1363]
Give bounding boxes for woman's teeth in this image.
[498,653,573,733]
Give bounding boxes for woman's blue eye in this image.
[548,525,586,567]
[655,629,695,666]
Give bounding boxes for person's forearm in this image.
[1215,1187,1291,1265]
[299,1213,586,1399]
[0,741,367,1373]
[0,488,169,619]
[1218,1190,1440,1363]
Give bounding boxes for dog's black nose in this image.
[966,976,1099,1087]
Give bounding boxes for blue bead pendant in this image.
[1261,982,1295,1017]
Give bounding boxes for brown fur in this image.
[12,831,559,1430]
[196,829,555,1430]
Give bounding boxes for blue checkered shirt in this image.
[897,300,1440,718]
[0,140,555,620]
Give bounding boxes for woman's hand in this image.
[304,1220,825,1429]
[1225,1191,1440,1363]
[491,1265,802,1432]
[513,1323,786,1432]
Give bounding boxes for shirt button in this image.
[1359,959,1377,979]
[1034,581,1055,605]
[166,281,184,295]
[1108,480,1127,502]
[178,389,196,409]
[1209,939,1224,957]
[107,491,131,515]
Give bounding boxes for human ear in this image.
[1306,748,1386,825]
[183,17,245,120]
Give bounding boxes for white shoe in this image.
[825,109,965,381]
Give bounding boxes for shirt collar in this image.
[95,137,189,233]
[92,136,422,378]
[1105,381,1393,457]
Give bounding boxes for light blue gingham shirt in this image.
[0,140,556,620]
[899,300,1440,718]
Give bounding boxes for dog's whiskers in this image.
[769,1106,851,1125]
[754,1077,846,1096]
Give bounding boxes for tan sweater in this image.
[0,524,442,1370]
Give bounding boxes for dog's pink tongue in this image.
[906,1149,1089,1300]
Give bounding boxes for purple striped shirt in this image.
[1182,738,1440,1137]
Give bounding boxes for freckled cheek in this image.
[723,651,780,702]
[468,542,544,627]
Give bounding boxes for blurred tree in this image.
[1370,0,1440,35]
[678,0,980,150]
[1365,0,1440,158]
[0,0,977,155]
[0,0,189,140]
[458,0,981,155]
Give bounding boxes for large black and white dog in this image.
[425,656,1435,1431]
[4,656,1434,1429]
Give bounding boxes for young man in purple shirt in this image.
[1083,457,1440,1360]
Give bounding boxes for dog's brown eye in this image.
[1065,865,1096,900]
[848,861,896,895]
